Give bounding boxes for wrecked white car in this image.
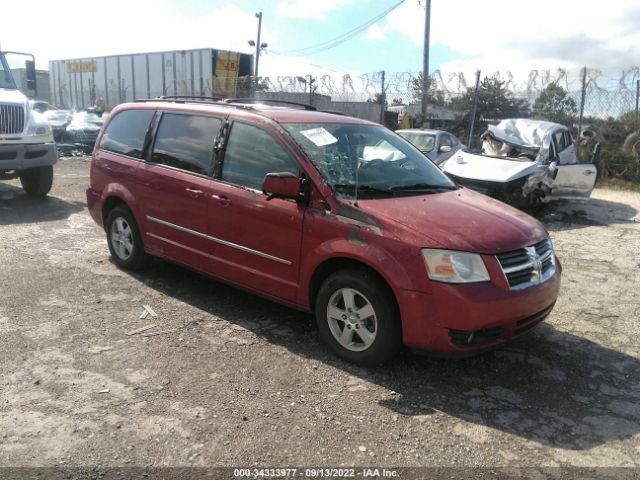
[442,119,597,206]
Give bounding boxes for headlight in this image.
[27,124,52,136]
[26,111,52,137]
[422,249,490,283]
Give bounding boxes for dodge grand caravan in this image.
[87,98,561,365]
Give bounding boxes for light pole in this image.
[248,12,268,78]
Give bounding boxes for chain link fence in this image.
[236,67,640,182]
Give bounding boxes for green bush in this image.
[594,148,640,183]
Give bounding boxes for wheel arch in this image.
[308,256,400,318]
[101,195,129,229]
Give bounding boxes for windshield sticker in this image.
[300,127,338,147]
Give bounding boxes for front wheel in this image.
[315,269,402,366]
[105,205,151,270]
[19,166,53,196]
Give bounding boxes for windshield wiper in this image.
[390,183,458,192]
[333,184,396,196]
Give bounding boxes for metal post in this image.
[308,75,316,106]
[468,70,481,147]
[380,70,386,124]
[635,79,639,132]
[576,66,587,161]
[254,12,263,78]
[420,0,431,124]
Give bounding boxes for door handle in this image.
[211,194,231,206]
[583,170,595,176]
[185,187,204,199]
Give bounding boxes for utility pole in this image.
[635,79,639,132]
[380,70,386,124]
[576,66,587,161]
[421,0,431,126]
[254,12,263,78]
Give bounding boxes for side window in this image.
[151,113,222,176]
[439,135,452,148]
[221,122,299,190]
[448,134,459,146]
[564,131,573,148]
[100,109,155,159]
[554,131,567,152]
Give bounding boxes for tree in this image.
[618,109,639,129]
[532,82,577,125]
[450,75,530,121]
[411,72,446,106]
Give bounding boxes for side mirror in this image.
[439,145,452,153]
[262,172,301,200]
[25,60,37,93]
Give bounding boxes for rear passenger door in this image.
[136,111,224,269]
[208,120,305,303]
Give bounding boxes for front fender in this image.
[298,237,419,309]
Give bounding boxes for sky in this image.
[2,0,640,87]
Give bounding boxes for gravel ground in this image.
[1,157,639,473]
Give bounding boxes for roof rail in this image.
[222,98,317,111]
[157,95,223,102]
[134,96,255,111]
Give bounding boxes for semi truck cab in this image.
[0,52,57,196]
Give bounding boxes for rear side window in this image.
[221,122,298,190]
[151,113,222,176]
[99,109,155,159]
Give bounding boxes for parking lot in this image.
[1,156,639,471]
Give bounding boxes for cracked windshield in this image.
[285,123,455,196]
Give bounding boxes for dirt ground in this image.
[1,157,639,474]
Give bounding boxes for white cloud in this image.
[373,0,640,82]
[364,24,386,41]
[275,0,353,20]
[1,1,277,69]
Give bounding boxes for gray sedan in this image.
[396,128,464,165]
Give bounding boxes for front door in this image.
[551,129,597,199]
[552,163,597,198]
[208,120,305,303]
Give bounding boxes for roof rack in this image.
[222,98,317,111]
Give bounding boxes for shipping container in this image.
[49,48,253,110]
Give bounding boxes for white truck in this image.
[0,51,57,196]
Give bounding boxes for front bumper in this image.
[0,142,58,171]
[397,264,561,355]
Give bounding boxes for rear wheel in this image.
[315,269,402,366]
[105,205,151,270]
[19,166,53,196]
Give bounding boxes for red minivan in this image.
[87,99,561,365]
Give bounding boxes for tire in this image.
[105,205,151,271]
[19,166,53,197]
[315,269,402,366]
[623,131,640,158]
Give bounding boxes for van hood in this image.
[356,187,546,254]
[0,88,27,105]
[443,150,539,183]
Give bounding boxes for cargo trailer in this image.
[49,48,253,110]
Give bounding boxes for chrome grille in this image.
[496,238,556,290]
[0,104,25,135]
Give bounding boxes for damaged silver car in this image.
[442,119,597,206]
